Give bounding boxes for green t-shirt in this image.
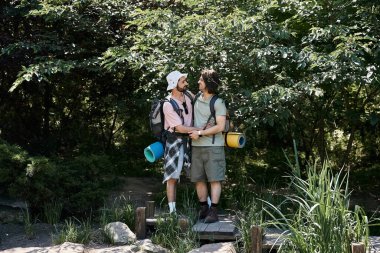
[192,94,227,146]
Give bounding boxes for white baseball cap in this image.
[166,71,188,91]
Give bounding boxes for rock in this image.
[87,245,140,253]
[0,196,27,224]
[0,242,85,253]
[0,207,24,223]
[56,242,85,252]
[1,247,46,253]
[188,242,237,253]
[104,222,137,245]
[135,239,168,253]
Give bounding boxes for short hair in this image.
[201,69,220,94]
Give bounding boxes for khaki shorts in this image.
[190,146,226,182]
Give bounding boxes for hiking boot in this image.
[198,205,209,220]
[204,206,219,223]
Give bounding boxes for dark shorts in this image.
[190,146,226,182]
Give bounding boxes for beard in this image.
[176,85,187,92]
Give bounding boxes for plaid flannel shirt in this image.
[163,134,191,182]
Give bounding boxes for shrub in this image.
[1,139,116,218]
[262,159,369,253]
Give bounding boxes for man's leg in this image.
[195,181,209,219]
[195,181,208,202]
[204,181,221,223]
[210,181,221,204]
[167,178,177,213]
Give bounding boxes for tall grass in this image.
[235,199,263,253]
[52,217,92,244]
[151,186,200,253]
[44,201,63,225]
[151,214,199,253]
[99,195,135,229]
[23,203,35,239]
[177,185,198,218]
[235,181,287,253]
[99,195,135,244]
[262,159,369,253]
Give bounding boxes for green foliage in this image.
[52,218,92,245]
[176,184,198,218]
[262,159,369,253]
[0,139,29,194]
[99,195,135,230]
[0,0,379,219]
[151,214,199,253]
[0,139,116,217]
[236,199,263,253]
[44,201,63,225]
[116,0,380,169]
[23,204,35,239]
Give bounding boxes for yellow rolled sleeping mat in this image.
[223,132,246,148]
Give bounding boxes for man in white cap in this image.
[162,70,200,214]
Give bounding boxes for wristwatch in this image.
[198,130,202,137]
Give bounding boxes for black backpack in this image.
[193,93,231,144]
[149,90,193,144]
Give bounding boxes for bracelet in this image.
[198,130,202,137]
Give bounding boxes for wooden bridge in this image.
[135,201,380,253]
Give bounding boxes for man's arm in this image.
[188,115,226,139]
[174,124,200,133]
[199,115,226,135]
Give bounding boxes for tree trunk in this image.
[42,82,52,139]
[316,119,326,164]
[341,126,356,168]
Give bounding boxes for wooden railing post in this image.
[146,201,155,218]
[351,242,365,253]
[135,207,146,239]
[178,217,189,233]
[251,225,263,253]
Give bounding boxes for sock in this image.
[169,202,176,213]
[211,203,218,208]
[200,201,208,206]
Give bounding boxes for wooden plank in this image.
[145,201,155,218]
[250,225,262,253]
[178,217,189,232]
[135,207,146,239]
[204,221,222,232]
[146,218,156,226]
[369,236,380,253]
[193,221,209,233]
[218,221,236,233]
[351,242,365,253]
[193,217,239,241]
[198,233,239,241]
[262,228,288,249]
[217,214,234,221]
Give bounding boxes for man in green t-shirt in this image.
[189,69,227,223]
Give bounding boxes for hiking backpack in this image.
[149,90,193,144]
[193,93,232,144]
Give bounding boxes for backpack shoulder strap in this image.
[209,95,219,119]
[208,95,219,144]
[192,92,202,126]
[193,92,202,104]
[167,98,184,125]
[184,90,194,105]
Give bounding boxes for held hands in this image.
[189,130,202,140]
[189,123,211,139]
